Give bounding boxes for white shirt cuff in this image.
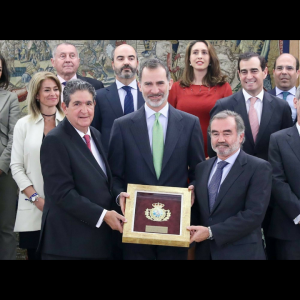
[96,209,108,228]
[293,214,300,225]
[116,193,121,206]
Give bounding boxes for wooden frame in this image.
[122,184,191,247]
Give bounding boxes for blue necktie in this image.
[208,160,229,212]
[282,91,289,100]
[62,82,66,86]
[122,86,134,115]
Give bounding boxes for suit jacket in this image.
[38,118,114,259]
[11,112,64,232]
[91,81,145,156]
[108,104,205,198]
[77,74,104,90]
[267,125,300,241]
[208,90,293,161]
[267,87,297,125]
[193,150,272,260]
[0,89,20,174]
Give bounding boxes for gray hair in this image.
[296,85,300,100]
[111,44,138,62]
[52,42,79,58]
[139,58,170,82]
[208,110,245,144]
[63,79,96,107]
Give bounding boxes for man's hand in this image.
[188,185,195,206]
[104,210,127,233]
[119,192,130,215]
[187,226,210,243]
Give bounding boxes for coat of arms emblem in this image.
[145,202,171,222]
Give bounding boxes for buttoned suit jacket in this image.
[267,125,300,241]
[91,81,145,156]
[207,90,293,161]
[193,150,272,260]
[108,104,205,198]
[38,118,114,259]
[77,74,104,90]
[267,87,297,125]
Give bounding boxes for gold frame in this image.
[122,184,191,247]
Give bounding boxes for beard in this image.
[143,89,169,108]
[114,64,137,79]
[212,138,241,157]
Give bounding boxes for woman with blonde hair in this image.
[11,71,64,260]
[168,40,232,158]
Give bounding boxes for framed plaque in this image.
[122,184,191,247]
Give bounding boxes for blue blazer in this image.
[91,81,145,156]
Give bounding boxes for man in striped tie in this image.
[108,58,205,260]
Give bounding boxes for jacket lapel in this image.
[106,82,124,118]
[161,105,184,173]
[255,93,274,146]
[0,91,8,113]
[129,107,156,177]
[232,91,254,147]
[210,150,246,215]
[137,89,145,109]
[287,125,300,163]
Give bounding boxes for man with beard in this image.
[188,110,272,260]
[108,58,205,260]
[91,44,145,156]
[267,53,300,124]
[51,42,104,102]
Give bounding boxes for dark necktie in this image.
[62,82,66,86]
[122,86,134,115]
[208,160,229,212]
[282,91,289,100]
[83,135,92,153]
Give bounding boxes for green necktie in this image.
[152,112,164,179]
[282,91,289,100]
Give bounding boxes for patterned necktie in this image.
[152,112,164,180]
[122,86,134,115]
[282,91,289,100]
[83,134,92,153]
[208,160,229,212]
[62,82,66,86]
[248,97,259,143]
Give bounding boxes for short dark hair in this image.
[273,53,299,71]
[63,79,96,107]
[238,52,267,72]
[0,53,10,89]
[138,58,170,82]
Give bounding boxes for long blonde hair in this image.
[27,71,63,120]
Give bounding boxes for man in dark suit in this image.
[207,51,293,260]
[91,44,144,156]
[189,110,272,260]
[267,53,299,125]
[108,58,205,260]
[51,42,104,102]
[267,86,300,259]
[39,79,126,260]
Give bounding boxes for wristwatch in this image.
[207,226,214,240]
[25,193,40,204]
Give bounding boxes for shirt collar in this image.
[145,102,169,119]
[296,122,300,135]
[57,74,77,84]
[217,148,240,165]
[116,79,137,90]
[242,89,264,102]
[67,119,91,138]
[275,86,296,96]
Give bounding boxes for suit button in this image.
[209,218,212,221]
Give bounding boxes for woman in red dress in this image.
[168,40,232,158]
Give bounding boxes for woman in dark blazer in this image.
[0,54,21,260]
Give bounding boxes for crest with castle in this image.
[145,202,171,222]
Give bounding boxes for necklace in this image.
[42,112,56,117]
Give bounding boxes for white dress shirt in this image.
[275,86,297,122]
[243,89,264,124]
[72,125,107,228]
[57,74,77,102]
[208,148,240,192]
[144,102,169,151]
[116,79,138,112]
